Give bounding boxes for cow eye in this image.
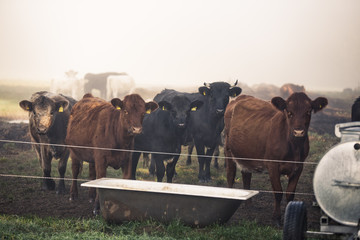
[123,110,128,115]
[306,110,312,116]
[287,111,293,118]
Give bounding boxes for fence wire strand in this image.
[0,139,317,196]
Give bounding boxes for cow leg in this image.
[69,156,81,201]
[143,153,150,168]
[285,164,303,203]
[56,150,69,195]
[213,145,220,169]
[40,146,55,191]
[204,147,215,182]
[186,143,194,165]
[93,155,107,215]
[166,156,179,183]
[149,155,156,176]
[153,154,165,182]
[241,171,252,189]
[131,151,141,180]
[226,158,237,188]
[195,143,206,182]
[88,162,96,202]
[268,167,283,226]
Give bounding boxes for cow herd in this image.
[20,79,331,224]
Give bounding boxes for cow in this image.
[19,91,77,194]
[224,93,328,225]
[65,93,158,214]
[351,96,360,121]
[50,70,85,100]
[106,74,135,100]
[187,81,242,182]
[279,83,305,99]
[84,72,125,99]
[131,89,203,183]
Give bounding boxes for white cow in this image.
[106,74,135,100]
[50,70,85,100]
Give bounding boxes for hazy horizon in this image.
[1,0,359,92]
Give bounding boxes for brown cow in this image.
[279,83,305,99]
[224,93,327,225]
[65,93,158,214]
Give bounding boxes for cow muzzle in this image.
[177,123,186,129]
[37,127,48,135]
[216,109,225,115]
[130,127,142,135]
[293,129,305,137]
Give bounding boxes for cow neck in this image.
[287,135,307,162]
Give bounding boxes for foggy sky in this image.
[0,0,359,91]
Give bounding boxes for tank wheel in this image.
[283,201,307,240]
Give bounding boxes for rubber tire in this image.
[283,201,307,240]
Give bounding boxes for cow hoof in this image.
[41,180,56,191]
[56,188,66,195]
[93,209,100,216]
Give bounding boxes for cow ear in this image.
[158,101,172,111]
[19,100,32,112]
[229,87,242,98]
[198,86,210,96]
[111,98,123,110]
[55,100,69,113]
[190,100,203,111]
[271,97,287,111]
[145,101,158,114]
[312,97,328,113]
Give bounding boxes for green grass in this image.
[0,215,281,240]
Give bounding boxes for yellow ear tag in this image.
[191,106,197,111]
[116,106,121,110]
[58,106,64,112]
[203,91,206,96]
[146,109,151,114]
[233,93,237,97]
[162,106,166,111]
[26,106,29,110]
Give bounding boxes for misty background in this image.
[0,0,359,92]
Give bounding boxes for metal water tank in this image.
[313,122,360,227]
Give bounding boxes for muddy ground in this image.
[0,109,350,231]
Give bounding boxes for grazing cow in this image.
[65,93,157,214]
[279,83,305,99]
[351,96,360,121]
[131,89,203,182]
[188,81,242,182]
[19,91,76,194]
[224,93,328,225]
[84,72,125,99]
[106,74,135,100]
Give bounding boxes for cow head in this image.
[111,94,158,136]
[20,95,69,135]
[158,95,203,130]
[271,92,328,139]
[198,81,242,116]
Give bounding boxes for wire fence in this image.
[0,139,318,196]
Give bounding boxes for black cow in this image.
[131,89,203,182]
[351,97,360,121]
[188,81,241,182]
[19,91,76,193]
[84,72,124,99]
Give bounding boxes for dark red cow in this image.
[65,93,157,214]
[224,93,327,225]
